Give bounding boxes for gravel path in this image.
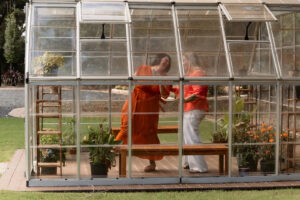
[0,87,127,118]
[0,87,24,118]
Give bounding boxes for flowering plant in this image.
[256,123,276,161]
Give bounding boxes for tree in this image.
[4,9,24,71]
[0,0,27,86]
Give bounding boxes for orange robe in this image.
[116,65,169,160]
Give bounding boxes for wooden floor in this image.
[2,150,300,191]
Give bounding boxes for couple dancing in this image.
[116,53,209,173]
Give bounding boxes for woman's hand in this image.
[184,94,198,103]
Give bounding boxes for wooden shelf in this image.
[42,104,60,108]
[244,101,256,104]
[38,144,62,148]
[36,114,60,118]
[37,130,61,135]
[36,100,61,103]
[37,162,61,167]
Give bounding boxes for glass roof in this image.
[32,0,300,5]
[27,1,300,80]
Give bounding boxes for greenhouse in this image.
[25,0,300,187]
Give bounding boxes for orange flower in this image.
[262,123,266,127]
[280,134,283,137]
[266,150,271,154]
[283,132,288,137]
[261,128,266,132]
[268,126,272,131]
[254,135,259,139]
[269,138,275,143]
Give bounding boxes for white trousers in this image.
[183,110,208,172]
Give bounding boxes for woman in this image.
[173,53,209,173]
[116,54,172,172]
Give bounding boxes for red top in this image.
[173,69,209,112]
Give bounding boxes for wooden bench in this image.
[118,144,228,177]
[111,125,178,136]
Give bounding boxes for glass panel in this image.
[280,84,300,174]
[29,85,77,179]
[79,84,128,178]
[130,8,179,78]
[177,9,229,78]
[81,2,127,22]
[272,11,300,79]
[229,42,276,77]
[180,83,229,177]
[221,3,276,21]
[30,7,76,77]
[80,23,128,76]
[129,83,179,178]
[232,84,277,176]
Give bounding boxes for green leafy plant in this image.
[83,124,121,171]
[63,119,76,146]
[212,96,259,170]
[40,134,66,166]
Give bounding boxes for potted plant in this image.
[212,96,259,173]
[83,124,121,176]
[33,52,64,76]
[33,52,64,93]
[40,134,66,175]
[256,123,276,173]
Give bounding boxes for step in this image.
[36,114,60,118]
[36,100,61,103]
[286,128,300,133]
[37,162,61,167]
[37,130,61,135]
[288,98,300,102]
[42,92,59,95]
[42,104,60,108]
[236,88,252,92]
[283,112,300,115]
[244,101,256,104]
[38,144,62,149]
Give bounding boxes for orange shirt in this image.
[173,69,209,112]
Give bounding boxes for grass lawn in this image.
[1,189,300,200]
[0,117,214,162]
[0,118,24,162]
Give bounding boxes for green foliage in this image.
[4,9,24,69]
[212,96,259,169]
[62,118,76,145]
[83,124,121,169]
[40,134,66,166]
